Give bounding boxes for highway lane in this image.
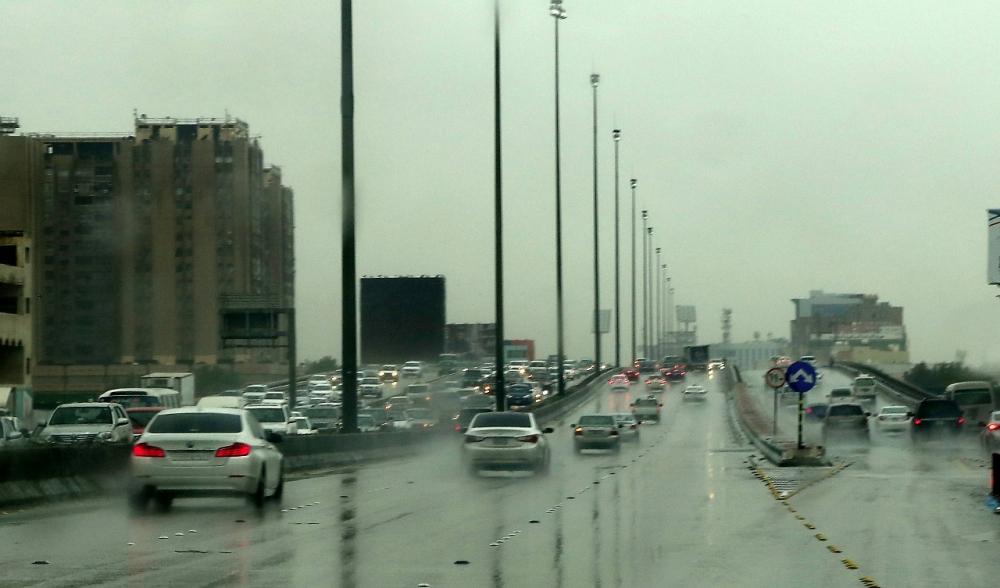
[1,371,874,587]
[745,367,999,586]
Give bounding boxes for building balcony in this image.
[0,263,25,286]
[0,312,28,346]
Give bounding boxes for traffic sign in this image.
[785,361,817,393]
[764,367,786,389]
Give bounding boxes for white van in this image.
[197,395,246,409]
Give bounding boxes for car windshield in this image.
[147,413,242,434]
[360,378,380,386]
[126,411,160,427]
[471,413,530,428]
[855,378,876,387]
[831,389,851,396]
[246,408,286,423]
[952,389,992,405]
[881,406,908,415]
[635,399,658,406]
[49,406,112,426]
[828,405,864,417]
[918,401,962,418]
[579,415,615,426]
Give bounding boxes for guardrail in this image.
[832,361,933,406]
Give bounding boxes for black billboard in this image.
[361,276,445,364]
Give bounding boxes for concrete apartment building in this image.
[790,290,908,364]
[0,115,294,403]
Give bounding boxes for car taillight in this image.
[215,443,252,457]
[988,423,1000,431]
[454,422,463,432]
[517,434,539,443]
[574,427,584,436]
[465,435,485,443]
[913,418,922,425]
[958,417,966,426]
[132,443,165,458]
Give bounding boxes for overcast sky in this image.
[5,0,1000,365]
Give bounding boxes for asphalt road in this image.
[745,367,1000,586]
[2,369,990,587]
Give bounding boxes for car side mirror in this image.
[116,418,130,426]
[265,431,283,443]
[542,427,554,434]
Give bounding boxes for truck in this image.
[139,372,195,406]
[683,345,710,372]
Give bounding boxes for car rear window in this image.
[635,398,658,406]
[127,410,160,426]
[246,408,286,423]
[471,412,531,428]
[953,389,992,406]
[147,413,242,433]
[830,389,852,396]
[917,400,961,418]
[579,415,615,425]
[828,404,863,416]
[881,406,908,415]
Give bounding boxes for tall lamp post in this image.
[630,178,638,363]
[340,0,358,433]
[660,262,667,359]
[646,225,653,357]
[640,210,648,359]
[493,0,506,411]
[655,248,662,360]
[612,130,622,367]
[550,0,567,395]
[590,73,601,369]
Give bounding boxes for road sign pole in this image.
[773,389,779,436]
[797,392,804,449]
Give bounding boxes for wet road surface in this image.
[2,371,993,586]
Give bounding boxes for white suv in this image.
[39,402,134,445]
[245,404,298,436]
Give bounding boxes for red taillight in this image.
[215,442,252,458]
[958,417,966,426]
[465,435,485,443]
[988,423,1000,431]
[132,443,165,458]
[517,434,539,443]
[913,418,922,426]
[454,422,463,432]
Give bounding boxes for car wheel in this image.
[153,491,174,511]
[129,486,152,511]
[272,464,285,500]
[250,470,267,507]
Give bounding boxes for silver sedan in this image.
[130,407,285,509]
[462,411,553,474]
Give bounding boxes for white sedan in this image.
[682,385,708,401]
[130,407,285,509]
[874,405,911,432]
[462,411,554,474]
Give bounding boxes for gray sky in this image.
[4,0,1000,364]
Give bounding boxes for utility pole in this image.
[340,0,358,433]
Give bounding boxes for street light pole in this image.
[630,178,637,364]
[613,130,622,367]
[646,226,653,357]
[550,0,567,396]
[660,262,667,360]
[493,0,506,412]
[656,248,661,360]
[591,73,600,370]
[667,279,674,355]
[641,210,648,359]
[340,0,358,433]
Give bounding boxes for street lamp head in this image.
[591,73,600,86]
[549,0,566,18]
[641,209,648,219]
[648,227,653,235]
[630,178,637,189]
[656,247,661,254]
[612,128,621,141]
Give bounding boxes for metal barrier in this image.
[832,361,933,405]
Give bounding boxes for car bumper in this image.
[875,420,909,431]
[131,458,260,493]
[463,443,544,468]
[574,435,620,448]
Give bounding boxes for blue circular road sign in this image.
[784,361,817,393]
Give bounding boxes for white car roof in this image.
[157,406,245,416]
[55,402,120,409]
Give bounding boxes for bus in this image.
[98,387,181,409]
[944,381,997,427]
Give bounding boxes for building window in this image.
[25,297,30,314]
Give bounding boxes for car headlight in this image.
[98,431,114,441]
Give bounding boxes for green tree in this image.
[904,361,992,395]
[302,356,338,375]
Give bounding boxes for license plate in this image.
[490,438,511,446]
[170,451,213,461]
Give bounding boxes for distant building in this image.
[0,231,32,386]
[0,115,294,403]
[790,290,907,364]
[445,323,495,359]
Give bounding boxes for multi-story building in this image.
[790,290,907,363]
[2,115,294,402]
